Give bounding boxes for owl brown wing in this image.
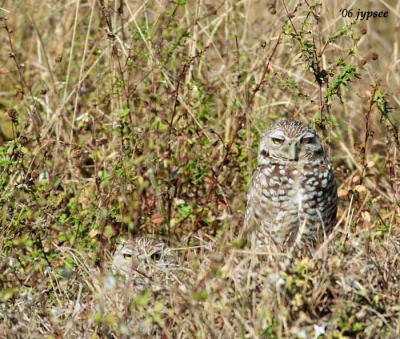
[310,163,338,239]
[323,166,338,231]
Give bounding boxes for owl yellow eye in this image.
[272,137,284,145]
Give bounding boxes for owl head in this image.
[257,120,325,165]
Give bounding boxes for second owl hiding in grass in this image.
[245,120,338,251]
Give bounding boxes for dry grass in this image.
[0,0,399,337]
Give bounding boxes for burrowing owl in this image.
[245,120,337,250]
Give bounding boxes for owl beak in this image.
[288,143,299,161]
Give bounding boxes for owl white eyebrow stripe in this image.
[270,131,285,139]
[301,132,315,139]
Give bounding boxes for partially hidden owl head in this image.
[257,120,325,164]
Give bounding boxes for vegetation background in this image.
[0,0,399,337]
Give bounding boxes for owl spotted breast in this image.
[245,120,338,250]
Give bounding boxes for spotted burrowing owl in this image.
[110,237,182,336]
[245,120,338,250]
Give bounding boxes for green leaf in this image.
[193,290,208,301]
